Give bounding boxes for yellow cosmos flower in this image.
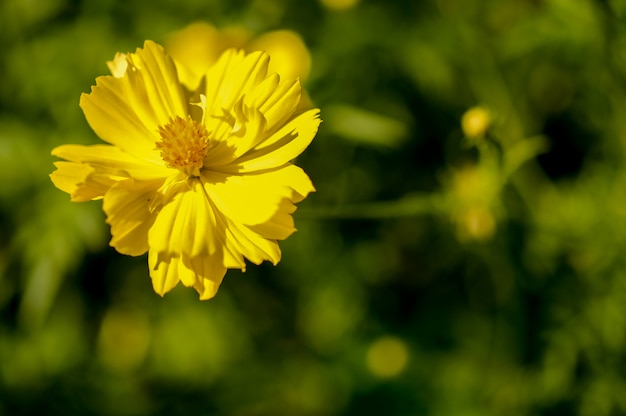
[50,41,321,300]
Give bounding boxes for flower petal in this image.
[52,144,171,180]
[148,179,246,268]
[51,144,171,202]
[148,251,182,296]
[107,52,128,77]
[186,256,227,300]
[103,179,163,256]
[246,198,301,240]
[203,50,270,118]
[223,219,282,265]
[227,109,321,173]
[80,41,188,159]
[148,179,213,258]
[245,75,302,135]
[203,164,313,228]
[148,250,227,299]
[205,77,301,163]
[259,78,303,133]
[203,105,267,167]
[50,161,100,202]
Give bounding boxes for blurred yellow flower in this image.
[50,41,321,299]
[461,106,491,139]
[448,164,500,242]
[165,22,311,93]
[366,336,409,378]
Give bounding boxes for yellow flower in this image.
[50,41,321,300]
[461,106,491,139]
[447,164,500,242]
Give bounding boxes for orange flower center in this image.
[156,115,209,176]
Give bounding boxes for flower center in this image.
[156,115,209,176]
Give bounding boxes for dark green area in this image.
[3,0,626,414]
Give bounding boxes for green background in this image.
[2,0,626,414]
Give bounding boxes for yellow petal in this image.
[246,198,300,240]
[50,160,134,201]
[103,179,163,256]
[50,161,99,202]
[277,164,316,203]
[213,76,301,160]
[107,52,128,77]
[203,50,269,118]
[148,179,246,268]
[147,250,227,299]
[126,41,188,121]
[186,256,227,300]
[202,164,313,227]
[203,79,303,168]
[148,171,292,274]
[148,251,182,296]
[218,107,267,162]
[80,41,187,159]
[253,77,302,135]
[52,144,171,180]
[227,109,321,173]
[224,219,282,265]
[148,179,213,258]
[51,143,171,202]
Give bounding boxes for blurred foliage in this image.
[2,0,626,414]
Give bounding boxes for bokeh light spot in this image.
[319,0,360,11]
[97,306,151,373]
[366,336,409,378]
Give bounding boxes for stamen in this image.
[156,115,210,176]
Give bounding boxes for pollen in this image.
[156,115,210,176]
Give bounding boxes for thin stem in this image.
[296,193,447,220]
